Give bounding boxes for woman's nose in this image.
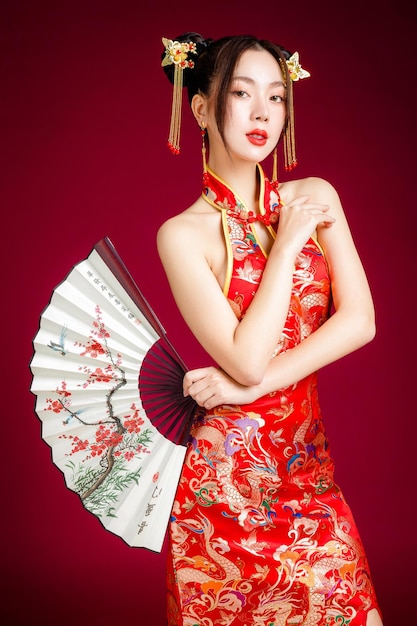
[252,98,268,122]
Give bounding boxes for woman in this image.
[158,33,382,626]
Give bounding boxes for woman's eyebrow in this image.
[231,76,284,88]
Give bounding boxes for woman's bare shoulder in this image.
[280,176,340,204]
[158,197,203,233]
[157,196,220,253]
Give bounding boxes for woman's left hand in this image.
[183,366,258,409]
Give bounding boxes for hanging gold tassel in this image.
[284,78,297,171]
[168,63,183,154]
[282,51,310,172]
[161,37,198,155]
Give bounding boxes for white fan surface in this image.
[30,249,186,552]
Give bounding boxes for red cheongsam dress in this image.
[166,165,381,626]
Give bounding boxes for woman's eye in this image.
[271,95,284,102]
[232,90,248,98]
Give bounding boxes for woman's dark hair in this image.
[162,33,293,146]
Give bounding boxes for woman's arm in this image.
[182,178,375,408]
[184,301,375,410]
[157,192,334,386]
[262,178,375,379]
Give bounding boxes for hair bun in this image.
[161,32,211,88]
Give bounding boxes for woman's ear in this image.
[191,92,208,127]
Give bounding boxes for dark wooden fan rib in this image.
[139,339,197,446]
[92,238,197,445]
[94,237,187,370]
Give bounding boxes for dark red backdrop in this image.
[2,1,415,624]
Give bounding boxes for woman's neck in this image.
[206,157,260,213]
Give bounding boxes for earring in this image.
[201,123,208,182]
[272,145,278,190]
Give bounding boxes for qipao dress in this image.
[166,165,380,626]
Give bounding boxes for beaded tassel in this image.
[284,51,310,171]
[161,37,197,155]
[201,124,209,185]
[168,64,183,155]
[283,75,297,171]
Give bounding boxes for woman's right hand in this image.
[183,367,259,409]
[272,195,335,260]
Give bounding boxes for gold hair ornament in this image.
[286,52,310,81]
[281,51,310,172]
[161,38,310,169]
[161,37,198,154]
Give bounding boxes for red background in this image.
[2,1,416,624]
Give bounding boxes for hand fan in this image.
[30,237,197,552]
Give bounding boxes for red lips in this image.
[246,129,268,146]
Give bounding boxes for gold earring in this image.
[272,145,278,188]
[201,123,208,178]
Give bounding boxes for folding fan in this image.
[30,237,197,552]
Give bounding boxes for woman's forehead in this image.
[232,48,284,82]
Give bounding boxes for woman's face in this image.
[208,48,286,165]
